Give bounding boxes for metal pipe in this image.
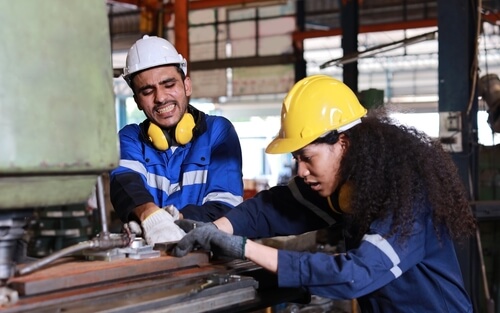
[15,233,131,276]
[16,241,94,276]
[96,175,109,234]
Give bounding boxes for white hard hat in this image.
[123,35,187,85]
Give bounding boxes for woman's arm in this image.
[213,217,278,273]
[245,240,278,273]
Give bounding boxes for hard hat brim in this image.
[265,136,316,154]
[265,118,365,154]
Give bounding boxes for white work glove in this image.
[164,204,180,221]
[125,220,143,236]
[142,209,186,245]
[126,210,186,246]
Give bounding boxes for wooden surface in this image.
[9,252,209,296]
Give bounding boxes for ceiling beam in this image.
[293,18,438,42]
[189,0,287,10]
[109,0,284,11]
[190,55,295,71]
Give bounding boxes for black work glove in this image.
[170,225,247,260]
[174,219,212,233]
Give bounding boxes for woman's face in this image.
[293,135,347,197]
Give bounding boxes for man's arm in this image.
[110,124,162,223]
[110,171,156,222]
[180,202,232,222]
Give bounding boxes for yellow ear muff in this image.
[338,182,353,214]
[175,113,195,145]
[146,113,195,150]
[327,182,353,214]
[147,123,169,151]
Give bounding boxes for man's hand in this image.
[140,210,186,245]
[164,205,182,220]
[124,220,143,236]
[170,226,246,259]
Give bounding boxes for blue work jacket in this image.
[225,176,473,313]
[110,107,244,223]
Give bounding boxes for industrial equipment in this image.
[479,74,500,133]
[0,1,308,311]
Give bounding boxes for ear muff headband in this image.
[146,113,195,150]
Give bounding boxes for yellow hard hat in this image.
[266,75,367,154]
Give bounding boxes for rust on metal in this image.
[10,252,209,296]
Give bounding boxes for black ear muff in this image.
[175,113,195,145]
[147,122,171,151]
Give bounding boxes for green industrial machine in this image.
[0,1,118,208]
[0,0,119,302]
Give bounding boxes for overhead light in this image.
[479,74,500,133]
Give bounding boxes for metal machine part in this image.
[16,174,132,277]
[0,210,33,305]
[0,211,33,281]
[16,232,131,276]
[27,204,95,258]
[4,256,256,313]
[1,254,310,313]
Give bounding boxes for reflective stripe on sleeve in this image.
[119,160,209,195]
[363,233,402,278]
[203,192,243,206]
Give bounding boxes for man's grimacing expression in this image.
[293,134,347,197]
[132,65,192,129]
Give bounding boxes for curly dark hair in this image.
[330,110,476,243]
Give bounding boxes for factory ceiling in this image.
[107,0,500,43]
[107,0,500,118]
[107,0,500,75]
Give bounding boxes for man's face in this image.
[132,66,192,129]
[292,137,346,197]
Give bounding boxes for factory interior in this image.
[1,0,500,312]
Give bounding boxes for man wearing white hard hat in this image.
[110,35,244,245]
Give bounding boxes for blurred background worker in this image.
[110,35,244,245]
[172,75,477,312]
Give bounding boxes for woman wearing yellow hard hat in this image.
[172,75,476,312]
